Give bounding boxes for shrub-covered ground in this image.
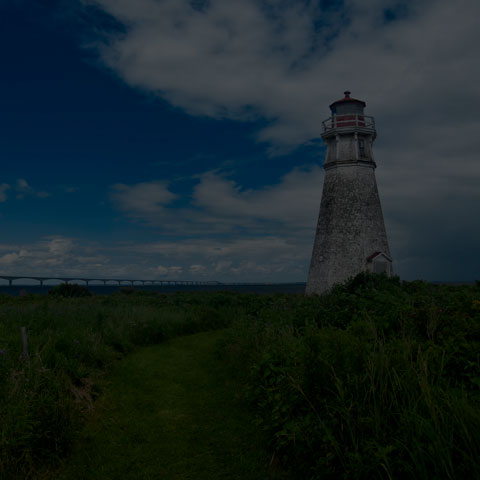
[222,274,480,479]
[0,276,479,479]
[0,289,248,479]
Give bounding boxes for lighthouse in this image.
[306,91,392,295]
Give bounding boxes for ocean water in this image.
[0,283,307,296]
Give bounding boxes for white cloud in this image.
[16,178,31,191]
[155,265,169,276]
[189,264,207,275]
[15,178,33,199]
[46,236,75,256]
[169,266,183,276]
[108,165,323,236]
[110,181,178,220]
[0,236,109,277]
[0,184,10,203]
[193,166,323,230]
[154,264,184,277]
[36,191,51,198]
[0,252,21,266]
[214,260,232,273]
[12,178,51,200]
[121,235,311,281]
[83,0,479,142]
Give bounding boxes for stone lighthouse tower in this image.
[306,91,392,295]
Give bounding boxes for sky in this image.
[0,0,479,283]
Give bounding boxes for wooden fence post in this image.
[21,326,29,360]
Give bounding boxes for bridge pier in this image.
[8,279,12,286]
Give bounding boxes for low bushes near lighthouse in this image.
[0,276,479,479]
[222,274,480,479]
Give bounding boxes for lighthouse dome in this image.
[329,91,366,115]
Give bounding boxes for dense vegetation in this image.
[0,276,479,479]
[0,289,236,479]
[222,274,480,479]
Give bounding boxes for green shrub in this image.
[2,278,479,479]
[221,273,480,479]
[48,283,91,298]
[0,291,242,479]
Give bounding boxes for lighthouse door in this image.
[372,256,392,275]
[373,260,389,274]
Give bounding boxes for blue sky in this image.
[0,0,479,282]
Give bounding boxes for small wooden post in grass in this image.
[21,326,29,360]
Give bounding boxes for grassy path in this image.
[56,330,290,480]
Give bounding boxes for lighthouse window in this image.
[358,138,366,158]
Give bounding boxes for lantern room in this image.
[322,91,376,138]
[329,91,365,115]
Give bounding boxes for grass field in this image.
[55,330,291,479]
[0,275,479,479]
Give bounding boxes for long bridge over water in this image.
[0,275,223,287]
[0,275,304,288]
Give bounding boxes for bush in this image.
[221,273,480,479]
[3,278,480,479]
[48,283,92,298]
[0,291,242,479]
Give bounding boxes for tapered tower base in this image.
[306,163,391,294]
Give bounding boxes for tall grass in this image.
[1,279,479,479]
[0,290,247,479]
[221,274,480,479]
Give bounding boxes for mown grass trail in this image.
[55,330,290,480]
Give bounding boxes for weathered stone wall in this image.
[337,134,356,161]
[306,163,391,294]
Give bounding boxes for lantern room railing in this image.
[322,114,375,133]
